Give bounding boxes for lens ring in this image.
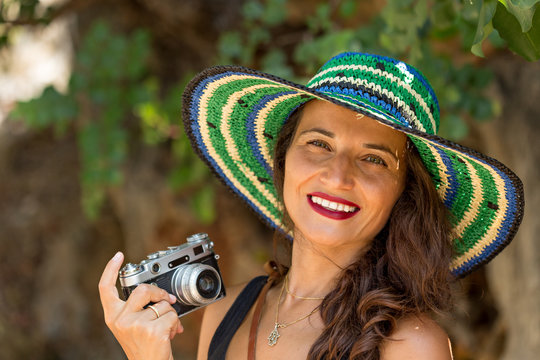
[172,264,221,306]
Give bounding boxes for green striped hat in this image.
[182,52,524,277]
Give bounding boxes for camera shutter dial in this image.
[186,233,208,243]
[120,263,142,276]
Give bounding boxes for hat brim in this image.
[182,65,524,278]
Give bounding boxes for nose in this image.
[320,153,355,190]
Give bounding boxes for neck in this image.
[286,231,367,299]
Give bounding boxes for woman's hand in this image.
[98,252,184,360]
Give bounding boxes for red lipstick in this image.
[307,192,360,220]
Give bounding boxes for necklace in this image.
[267,280,320,346]
[285,273,325,300]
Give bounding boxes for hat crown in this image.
[306,52,440,135]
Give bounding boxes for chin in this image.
[293,225,373,251]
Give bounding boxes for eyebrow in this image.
[298,128,335,138]
[363,143,399,162]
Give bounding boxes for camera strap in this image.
[248,261,280,360]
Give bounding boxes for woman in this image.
[99,52,524,359]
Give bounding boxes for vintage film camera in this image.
[119,233,226,317]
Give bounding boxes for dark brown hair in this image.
[272,104,453,359]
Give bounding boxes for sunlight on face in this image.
[283,100,407,255]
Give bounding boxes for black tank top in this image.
[207,276,350,360]
[208,276,268,360]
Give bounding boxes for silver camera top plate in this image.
[119,233,216,287]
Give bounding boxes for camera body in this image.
[119,233,226,317]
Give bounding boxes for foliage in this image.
[10,21,215,222]
[134,76,216,224]
[467,0,540,60]
[3,0,538,220]
[493,1,540,60]
[216,0,505,140]
[12,21,149,218]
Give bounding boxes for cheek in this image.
[364,174,405,213]
[282,151,315,216]
[283,151,306,191]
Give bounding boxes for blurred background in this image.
[0,0,538,359]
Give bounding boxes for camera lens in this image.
[171,264,221,306]
[196,270,219,298]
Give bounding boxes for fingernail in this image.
[112,251,122,261]
[169,294,177,303]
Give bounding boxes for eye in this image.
[308,140,331,151]
[365,155,387,166]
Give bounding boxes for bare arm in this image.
[380,315,453,360]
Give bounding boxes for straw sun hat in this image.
[181,52,524,278]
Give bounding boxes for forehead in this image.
[296,100,407,148]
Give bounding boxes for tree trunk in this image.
[475,55,540,360]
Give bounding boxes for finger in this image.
[143,300,177,321]
[171,319,184,340]
[172,317,184,339]
[98,252,124,307]
[154,311,180,340]
[177,320,184,334]
[169,319,184,340]
[124,283,175,312]
[169,321,184,339]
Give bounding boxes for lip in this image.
[307,192,360,220]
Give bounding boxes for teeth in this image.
[310,196,358,213]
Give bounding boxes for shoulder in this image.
[197,277,265,360]
[379,314,453,360]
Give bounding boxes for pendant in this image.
[267,323,280,346]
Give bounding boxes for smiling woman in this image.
[270,100,453,359]
[99,52,524,360]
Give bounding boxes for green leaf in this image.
[247,27,271,47]
[493,1,540,60]
[431,0,459,31]
[262,0,287,26]
[12,85,77,134]
[500,0,540,31]
[471,97,496,120]
[261,49,293,78]
[503,0,540,5]
[242,0,264,21]
[307,3,332,33]
[294,30,358,72]
[339,0,357,18]
[169,158,208,190]
[218,31,244,62]
[438,114,469,141]
[470,0,498,57]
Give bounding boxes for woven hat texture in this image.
[182,52,524,277]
